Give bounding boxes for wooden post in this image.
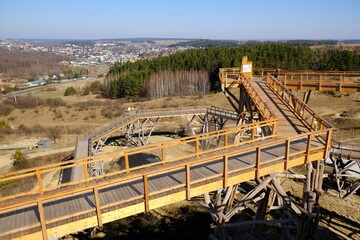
[124,152,130,173]
[271,122,276,138]
[256,147,261,178]
[143,175,149,212]
[161,143,166,163]
[251,127,256,143]
[305,135,312,164]
[224,130,228,148]
[284,140,290,170]
[339,77,342,92]
[323,130,332,159]
[311,116,315,130]
[37,200,48,240]
[83,159,89,182]
[93,187,103,227]
[185,164,191,200]
[302,107,306,119]
[36,169,44,194]
[303,163,313,212]
[195,136,200,157]
[252,189,271,237]
[223,155,228,188]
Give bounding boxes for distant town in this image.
[0,39,194,67]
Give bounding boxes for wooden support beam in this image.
[223,88,240,113]
[256,147,261,178]
[251,127,256,143]
[37,200,48,240]
[83,159,89,182]
[227,184,238,210]
[204,192,212,207]
[223,155,228,189]
[245,95,254,121]
[36,169,44,195]
[143,175,149,212]
[195,136,200,157]
[186,164,191,200]
[93,187,103,227]
[305,135,312,164]
[284,140,290,170]
[161,143,166,163]
[217,218,296,229]
[252,189,270,236]
[323,130,332,159]
[124,152,129,173]
[224,130,228,148]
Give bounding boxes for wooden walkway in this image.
[0,77,333,240]
[249,78,309,137]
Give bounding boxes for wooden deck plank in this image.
[44,200,54,220]
[149,169,185,193]
[114,184,132,201]
[30,206,39,230]
[102,185,118,204]
[99,188,111,206]
[152,175,170,191]
[24,207,31,233]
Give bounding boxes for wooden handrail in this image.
[0,119,278,202]
[0,128,332,216]
[219,72,278,122]
[266,75,334,131]
[0,106,249,179]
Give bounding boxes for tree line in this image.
[0,48,68,80]
[105,43,360,100]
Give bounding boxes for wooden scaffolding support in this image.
[201,161,326,240]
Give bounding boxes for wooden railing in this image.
[219,67,241,82]
[267,75,333,132]
[331,141,360,160]
[219,70,277,122]
[0,119,278,203]
[271,71,360,92]
[208,106,239,118]
[240,74,277,121]
[0,126,333,238]
[85,106,209,141]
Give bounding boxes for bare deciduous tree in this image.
[48,127,62,143]
[146,70,210,99]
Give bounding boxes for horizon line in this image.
[1,37,360,42]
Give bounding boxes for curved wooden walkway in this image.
[0,75,335,240]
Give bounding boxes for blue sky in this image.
[0,0,359,40]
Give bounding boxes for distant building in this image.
[39,75,50,81]
[37,140,53,149]
[27,79,46,87]
[52,73,65,81]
